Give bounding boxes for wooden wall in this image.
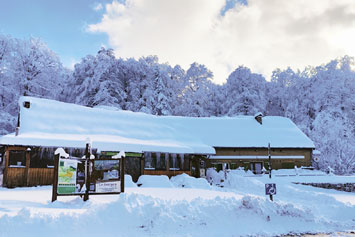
[3,146,54,187]
[28,168,54,186]
[209,147,313,170]
[5,167,25,187]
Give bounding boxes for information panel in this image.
[90,159,120,193]
[52,149,125,202]
[58,159,78,194]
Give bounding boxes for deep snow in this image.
[0,170,354,237]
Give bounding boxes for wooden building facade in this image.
[0,96,315,187]
[2,146,54,187]
[207,147,313,174]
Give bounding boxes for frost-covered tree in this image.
[69,48,127,109]
[268,56,355,174]
[222,66,267,116]
[0,35,66,134]
[174,63,214,117]
[312,109,355,174]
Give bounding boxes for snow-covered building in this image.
[0,97,315,187]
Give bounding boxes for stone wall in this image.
[294,182,355,192]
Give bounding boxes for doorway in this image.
[251,162,263,174]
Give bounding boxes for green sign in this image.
[58,159,78,194]
[125,152,142,157]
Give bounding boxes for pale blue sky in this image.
[0,0,113,68]
[0,0,240,69]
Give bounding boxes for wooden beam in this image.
[121,157,125,193]
[51,154,59,202]
[3,148,9,187]
[25,149,30,186]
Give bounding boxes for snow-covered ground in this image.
[0,170,354,236]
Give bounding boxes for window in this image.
[243,162,250,171]
[9,150,26,167]
[155,152,167,170]
[182,154,190,171]
[169,154,181,170]
[281,162,295,169]
[29,147,55,168]
[144,152,155,169]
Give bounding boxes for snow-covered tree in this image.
[0,35,66,134]
[69,48,127,109]
[174,63,214,117]
[222,66,267,116]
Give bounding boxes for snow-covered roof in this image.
[0,97,315,154]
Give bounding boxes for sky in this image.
[1,0,355,83]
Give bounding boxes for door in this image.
[252,162,262,174]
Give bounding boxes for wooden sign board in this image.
[52,152,124,202]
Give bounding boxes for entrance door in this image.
[251,162,262,174]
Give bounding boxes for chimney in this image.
[15,100,30,136]
[254,112,263,125]
[15,113,20,136]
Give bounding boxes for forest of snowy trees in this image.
[0,35,354,174]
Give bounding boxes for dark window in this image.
[9,150,26,167]
[155,152,167,170]
[264,162,269,170]
[182,154,190,171]
[281,162,295,169]
[169,153,182,170]
[29,147,54,168]
[243,162,250,171]
[0,146,4,165]
[144,152,156,169]
[230,163,239,169]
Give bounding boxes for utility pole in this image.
[268,143,273,201]
[83,142,90,201]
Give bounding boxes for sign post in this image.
[266,143,275,201]
[265,183,276,196]
[51,153,59,202]
[83,142,90,201]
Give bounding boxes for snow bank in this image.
[206,168,225,186]
[0,190,353,236]
[137,175,174,188]
[273,168,327,176]
[170,173,211,189]
[0,171,355,236]
[124,174,137,188]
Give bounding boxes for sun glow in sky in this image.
[1,0,355,83]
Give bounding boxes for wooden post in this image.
[121,156,125,193]
[3,148,9,187]
[25,148,31,186]
[268,143,272,179]
[51,154,59,202]
[83,143,90,201]
[196,156,201,178]
[141,154,145,175]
